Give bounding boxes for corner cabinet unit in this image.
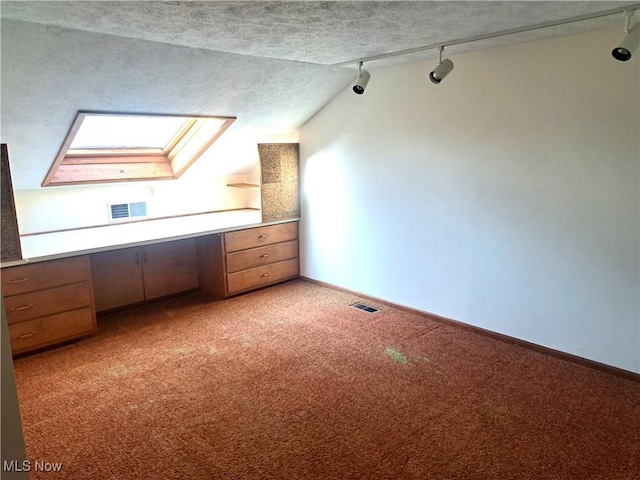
[197,221,299,298]
[2,255,97,355]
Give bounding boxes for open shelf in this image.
[227,183,260,191]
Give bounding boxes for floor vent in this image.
[350,302,379,313]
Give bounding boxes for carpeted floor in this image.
[12,279,640,479]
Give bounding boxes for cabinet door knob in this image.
[10,304,34,312]
[7,277,30,284]
[15,331,38,340]
[259,254,270,258]
[258,234,269,239]
[260,273,271,278]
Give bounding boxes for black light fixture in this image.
[352,62,371,95]
[612,10,639,61]
[429,46,454,84]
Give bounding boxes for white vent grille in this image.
[110,203,130,219]
[109,201,147,221]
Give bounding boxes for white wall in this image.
[14,131,300,234]
[299,27,640,373]
[13,132,263,234]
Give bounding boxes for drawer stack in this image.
[2,255,97,355]
[197,221,299,297]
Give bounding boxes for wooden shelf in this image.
[227,183,260,191]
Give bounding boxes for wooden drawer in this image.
[224,222,298,253]
[8,307,96,355]
[2,256,90,296]
[226,240,298,274]
[4,281,93,325]
[226,258,299,295]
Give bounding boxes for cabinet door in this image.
[142,238,198,300]
[90,247,145,312]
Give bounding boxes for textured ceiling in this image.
[2,1,639,190]
[0,18,356,189]
[2,1,639,67]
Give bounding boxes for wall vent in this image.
[350,302,379,313]
[109,201,147,221]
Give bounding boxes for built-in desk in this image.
[1,210,299,355]
[12,209,263,264]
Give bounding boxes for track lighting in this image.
[342,7,635,90]
[352,62,371,95]
[612,11,639,61]
[429,46,454,84]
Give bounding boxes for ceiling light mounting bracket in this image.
[623,10,635,34]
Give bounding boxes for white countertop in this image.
[3,209,296,267]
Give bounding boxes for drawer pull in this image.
[15,331,38,340]
[258,234,270,239]
[10,304,34,312]
[259,254,270,259]
[260,273,271,278]
[7,277,30,284]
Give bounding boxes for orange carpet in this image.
[12,280,640,479]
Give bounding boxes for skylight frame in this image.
[42,111,236,187]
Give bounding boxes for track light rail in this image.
[334,4,640,67]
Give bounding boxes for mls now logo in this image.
[4,460,63,473]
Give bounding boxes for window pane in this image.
[70,115,189,150]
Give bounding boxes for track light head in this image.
[353,63,371,95]
[429,46,454,85]
[612,22,639,61]
[352,70,371,94]
[429,59,454,84]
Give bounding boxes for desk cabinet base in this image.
[2,256,97,355]
[198,221,299,298]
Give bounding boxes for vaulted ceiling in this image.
[1,1,638,190]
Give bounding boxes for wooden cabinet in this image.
[197,221,299,298]
[2,255,97,355]
[90,246,145,311]
[90,238,198,312]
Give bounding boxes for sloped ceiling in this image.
[3,1,639,66]
[1,1,639,190]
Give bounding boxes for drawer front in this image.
[226,240,298,273]
[4,282,93,324]
[224,222,298,253]
[8,307,96,355]
[226,258,299,295]
[2,256,90,296]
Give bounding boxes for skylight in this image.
[43,112,236,186]
[69,115,189,150]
